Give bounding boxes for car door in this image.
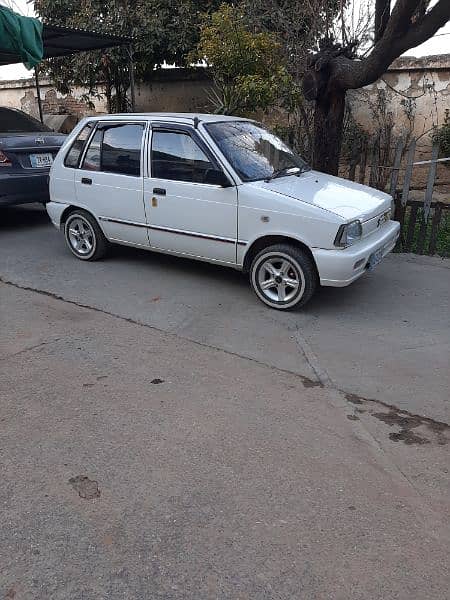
[144,124,238,263]
[75,121,149,247]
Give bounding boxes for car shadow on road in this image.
[0,204,49,231]
[0,203,380,315]
[109,243,249,289]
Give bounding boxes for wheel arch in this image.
[60,205,104,233]
[242,234,317,274]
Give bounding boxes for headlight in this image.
[334,219,362,247]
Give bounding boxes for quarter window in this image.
[64,122,94,168]
[151,130,214,183]
[81,129,102,171]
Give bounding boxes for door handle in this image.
[81,177,92,185]
[153,187,166,196]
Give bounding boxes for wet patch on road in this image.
[372,411,430,445]
[151,378,165,385]
[69,475,101,499]
[344,393,449,446]
[300,376,323,388]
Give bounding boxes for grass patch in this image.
[395,205,450,258]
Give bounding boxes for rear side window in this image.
[101,124,144,176]
[64,123,94,168]
[79,123,144,176]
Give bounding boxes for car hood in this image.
[251,170,392,221]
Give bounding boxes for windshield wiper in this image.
[264,165,309,183]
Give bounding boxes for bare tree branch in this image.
[374,0,391,42]
[331,0,449,90]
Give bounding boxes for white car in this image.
[47,113,400,310]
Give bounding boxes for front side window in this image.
[65,122,94,168]
[80,123,144,176]
[151,130,214,183]
[205,121,309,182]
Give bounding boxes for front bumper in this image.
[0,172,50,206]
[312,220,400,287]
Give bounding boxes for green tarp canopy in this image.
[0,5,43,69]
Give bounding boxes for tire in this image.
[250,244,317,310]
[64,209,108,261]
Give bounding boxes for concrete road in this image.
[1,281,449,599]
[1,204,449,423]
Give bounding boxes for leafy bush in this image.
[433,109,450,158]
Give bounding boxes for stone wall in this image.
[348,54,450,146]
[0,57,448,149]
[0,68,212,126]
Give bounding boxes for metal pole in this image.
[34,66,44,123]
[127,43,136,112]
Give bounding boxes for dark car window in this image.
[151,130,213,183]
[80,123,144,176]
[81,129,102,171]
[64,123,94,168]
[101,124,144,176]
[0,107,51,133]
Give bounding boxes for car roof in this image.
[86,112,249,125]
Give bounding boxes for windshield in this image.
[0,108,51,133]
[205,120,309,182]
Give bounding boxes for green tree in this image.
[34,0,229,112]
[191,3,296,115]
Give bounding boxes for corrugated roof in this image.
[0,22,131,67]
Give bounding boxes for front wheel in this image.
[250,244,317,310]
[64,210,108,261]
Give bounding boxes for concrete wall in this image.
[0,68,213,125]
[348,54,450,144]
[0,57,448,147]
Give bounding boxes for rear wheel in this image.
[250,244,317,310]
[64,210,108,261]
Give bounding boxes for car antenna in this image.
[193,116,199,129]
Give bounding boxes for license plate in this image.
[367,248,383,271]
[30,153,53,168]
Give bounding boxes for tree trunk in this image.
[312,88,346,175]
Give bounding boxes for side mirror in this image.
[204,168,232,187]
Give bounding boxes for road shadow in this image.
[0,203,49,231]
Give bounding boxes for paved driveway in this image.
[1,204,449,423]
[1,204,449,599]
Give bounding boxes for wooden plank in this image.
[416,209,428,255]
[423,141,439,221]
[405,204,418,252]
[358,145,367,184]
[369,137,379,188]
[428,203,443,255]
[393,195,407,249]
[401,138,416,207]
[389,137,404,197]
[348,156,358,181]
